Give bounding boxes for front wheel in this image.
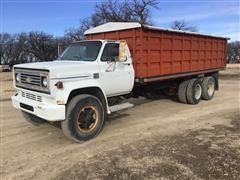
[61,94,105,142]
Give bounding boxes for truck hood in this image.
[14,61,99,79]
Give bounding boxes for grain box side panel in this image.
[143,29,162,77]
[142,30,183,78]
[141,29,227,79]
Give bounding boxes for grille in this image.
[22,91,42,102]
[14,68,50,94]
[20,73,41,86]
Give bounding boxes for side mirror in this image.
[119,40,127,62]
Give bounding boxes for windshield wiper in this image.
[57,56,87,61]
[72,55,84,60]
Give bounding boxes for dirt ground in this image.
[0,64,240,180]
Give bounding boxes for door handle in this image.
[123,62,131,66]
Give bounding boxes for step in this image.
[109,102,134,113]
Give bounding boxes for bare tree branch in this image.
[28,32,58,61]
[171,20,198,32]
[227,41,240,63]
[91,0,159,26]
[65,18,92,41]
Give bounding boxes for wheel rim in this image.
[207,80,215,97]
[77,106,99,133]
[194,84,202,100]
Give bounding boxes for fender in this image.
[53,77,110,114]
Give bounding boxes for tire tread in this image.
[201,76,215,100]
[186,78,201,105]
[61,94,104,142]
[178,80,190,103]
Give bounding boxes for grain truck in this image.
[11,22,228,142]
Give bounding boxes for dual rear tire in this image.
[201,76,215,100]
[178,76,215,104]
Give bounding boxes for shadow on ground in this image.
[55,112,240,180]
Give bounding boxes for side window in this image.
[101,43,119,62]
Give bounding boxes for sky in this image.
[1,0,240,41]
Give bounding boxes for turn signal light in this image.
[55,81,63,89]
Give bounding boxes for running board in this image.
[109,102,134,113]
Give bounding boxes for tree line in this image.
[1,0,239,65]
[0,32,71,65]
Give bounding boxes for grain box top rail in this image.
[84,22,230,40]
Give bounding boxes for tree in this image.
[10,33,29,65]
[27,32,58,61]
[91,0,158,26]
[0,33,28,65]
[227,41,240,63]
[1,32,60,65]
[64,0,159,42]
[132,0,158,25]
[65,18,92,41]
[56,36,72,56]
[0,33,15,65]
[171,20,198,32]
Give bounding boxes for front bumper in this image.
[11,92,65,121]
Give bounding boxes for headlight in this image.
[16,73,21,82]
[42,77,48,87]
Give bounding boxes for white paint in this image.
[84,22,141,35]
[97,42,134,97]
[12,92,65,121]
[84,22,229,39]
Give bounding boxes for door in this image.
[98,42,134,97]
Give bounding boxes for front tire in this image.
[61,94,105,142]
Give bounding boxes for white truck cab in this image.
[12,40,134,141]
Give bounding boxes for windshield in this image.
[58,41,102,61]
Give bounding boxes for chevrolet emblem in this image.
[26,77,32,83]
